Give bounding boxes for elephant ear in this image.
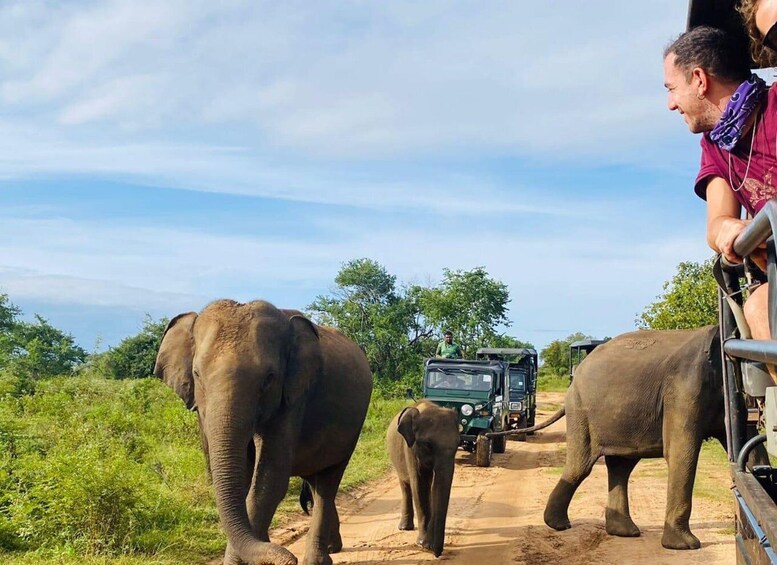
[397,406,420,448]
[285,315,322,407]
[154,312,198,410]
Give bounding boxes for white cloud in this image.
[0,1,690,163]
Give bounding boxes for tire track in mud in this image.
[276,392,735,564]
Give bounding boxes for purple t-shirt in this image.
[696,84,777,215]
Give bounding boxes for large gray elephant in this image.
[154,300,372,565]
[386,400,460,557]
[543,325,725,550]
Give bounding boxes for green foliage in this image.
[6,315,87,378]
[489,334,534,350]
[0,372,411,564]
[97,316,168,380]
[540,332,591,377]
[419,267,510,357]
[0,293,86,380]
[308,259,431,383]
[638,258,718,329]
[537,367,571,392]
[309,260,519,389]
[0,375,219,560]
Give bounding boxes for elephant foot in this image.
[543,508,571,531]
[301,552,333,565]
[398,517,414,531]
[327,533,343,554]
[416,535,432,551]
[605,509,640,537]
[661,525,700,550]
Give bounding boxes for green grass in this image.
[0,373,408,564]
[537,372,570,393]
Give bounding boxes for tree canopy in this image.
[308,259,525,389]
[638,259,718,330]
[0,293,86,380]
[98,316,169,380]
[539,332,592,377]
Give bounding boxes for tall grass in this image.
[0,373,407,564]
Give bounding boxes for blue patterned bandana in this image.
[710,74,767,151]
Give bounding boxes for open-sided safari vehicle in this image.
[689,2,777,563]
[422,347,537,467]
[568,339,607,381]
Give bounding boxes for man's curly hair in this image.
[738,0,777,67]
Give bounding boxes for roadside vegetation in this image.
[0,257,712,563]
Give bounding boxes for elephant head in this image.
[397,401,459,557]
[154,299,322,565]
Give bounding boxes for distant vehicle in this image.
[422,348,537,467]
[568,339,608,380]
[476,348,538,441]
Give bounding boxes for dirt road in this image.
[275,393,735,564]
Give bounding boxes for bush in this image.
[0,375,218,559]
[537,368,570,393]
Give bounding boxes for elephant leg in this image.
[604,456,640,537]
[411,470,433,550]
[302,461,348,565]
[544,422,596,531]
[247,433,293,542]
[398,479,414,530]
[662,428,702,550]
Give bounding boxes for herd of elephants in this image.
[153,298,731,565]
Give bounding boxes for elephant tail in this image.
[486,407,565,438]
[299,480,314,515]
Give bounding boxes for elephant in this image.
[543,325,726,550]
[386,400,460,557]
[154,300,373,565]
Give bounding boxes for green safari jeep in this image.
[476,348,538,441]
[423,356,514,467]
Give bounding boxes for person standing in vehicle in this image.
[435,331,462,359]
[663,26,777,380]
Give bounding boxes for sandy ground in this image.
[272,392,735,565]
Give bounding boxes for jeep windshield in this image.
[426,368,494,391]
[509,370,525,392]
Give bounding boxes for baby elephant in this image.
[387,400,460,557]
[544,326,725,550]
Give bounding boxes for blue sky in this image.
[0,1,731,354]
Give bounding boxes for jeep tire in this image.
[476,434,492,467]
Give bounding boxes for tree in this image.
[308,259,427,382]
[638,259,718,330]
[419,267,510,357]
[0,293,21,364]
[489,335,535,350]
[540,332,590,376]
[100,316,168,379]
[8,315,87,378]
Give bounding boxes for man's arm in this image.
[706,176,746,263]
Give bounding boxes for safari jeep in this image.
[477,348,538,441]
[423,355,524,467]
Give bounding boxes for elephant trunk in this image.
[206,410,296,565]
[430,455,455,557]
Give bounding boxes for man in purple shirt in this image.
[664,26,777,379]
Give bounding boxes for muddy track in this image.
[274,392,735,564]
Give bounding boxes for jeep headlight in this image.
[509,401,523,411]
[461,404,474,416]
